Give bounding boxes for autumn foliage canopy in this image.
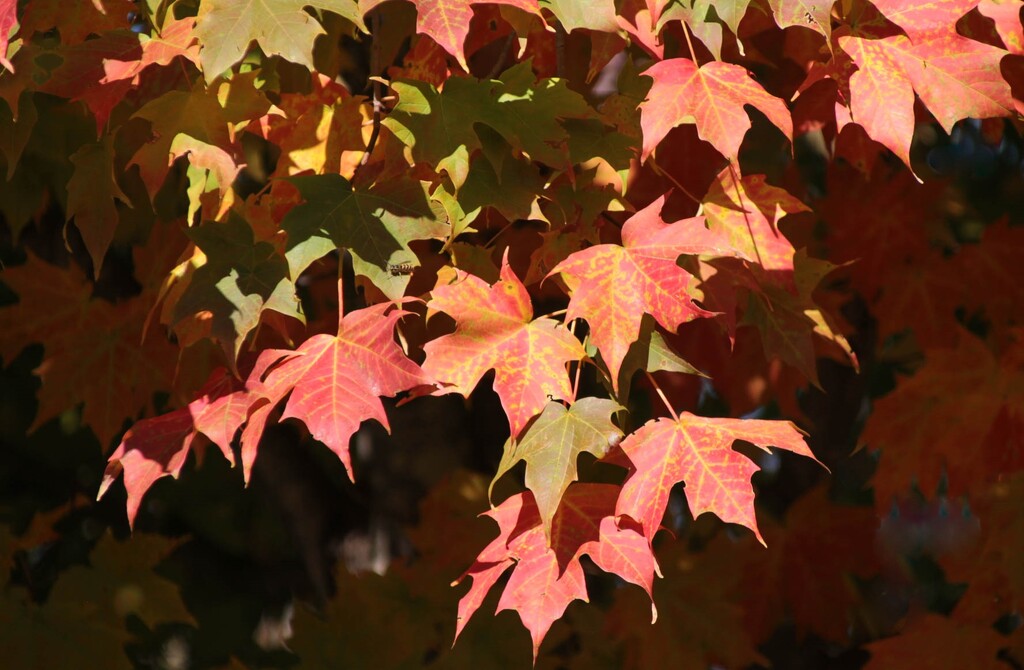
[0,0,1023,667]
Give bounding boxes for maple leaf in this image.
[27,297,178,449]
[19,0,134,45]
[37,30,140,132]
[66,135,129,279]
[492,398,624,540]
[702,167,807,276]
[455,484,658,660]
[979,0,1024,54]
[169,213,303,360]
[606,533,764,669]
[264,74,368,179]
[0,253,178,448]
[615,412,817,545]
[129,88,236,199]
[100,15,201,85]
[0,532,192,669]
[863,613,1006,670]
[175,136,243,224]
[548,195,721,391]
[656,0,753,60]
[237,301,431,480]
[540,0,618,32]
[383,63,593,187]
[822,11,1014,170]
[99,369,249,528]
[0,253,93,365]
[863,332,1024,503]
[743,485,881,642]
[409,0,541,70]
[281,174,447,299]
[640,57,793,162]
[194,0,366,82]
[424,256,584,437]
[614,317,706,400]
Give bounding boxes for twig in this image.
[485,32,516,80]
[555,23,567,78]
[361,11,383,166]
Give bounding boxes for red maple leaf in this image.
[548,195,725,391]
[99,368,250,528]
[455,483,658,660]
[812,3,1014,170]
[640,57,793,162]
[409,0,541,70]
[615,412,818,545]
[236,300,431,480]
[100,15,200,85]
[423,256,584,437]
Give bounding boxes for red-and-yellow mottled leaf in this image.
[238,301,431,480]
[869,0,980,41]
[424,257,584,437]
[640,57,793,162]
[615,412,817,545]
[979,0,1024,54]
[548,196,721,391]
[833,14,1013,169]
[455,484,657,661]
[410,0,541,70]
[702,167,808,276]
[835,34,917,169]
[99,369,247,528]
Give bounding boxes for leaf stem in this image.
[568,319,581,401]
[555,23,567,78]
[337,254,345,328]
[726,161,766,267]
[539,308,568,320]
[644,370,679,422]
[649,156,702,205]
[680,17,699,66]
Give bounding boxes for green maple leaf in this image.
[173,213,303,359]
[492,398,624,541]
[383,62,593,187]
[195,0,365,82]
[281,174,448,299]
